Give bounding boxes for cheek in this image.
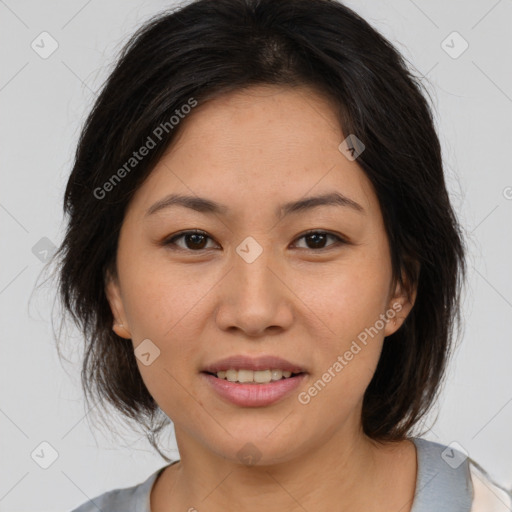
[117,253,223,393]
[295,275,388,423]
[118,242,213,339]
[297,259,391,343]
[292,255,391,400]
[119,263,207,418]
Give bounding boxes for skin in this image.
[106,84,418,511]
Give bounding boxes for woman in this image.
[54,0,511,510]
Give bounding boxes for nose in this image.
[214,241,294,337]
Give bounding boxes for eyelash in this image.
[162,229,348,252]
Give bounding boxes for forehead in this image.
[126,85,378,222]
[172,84,342,167]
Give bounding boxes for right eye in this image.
[163,230,220,251]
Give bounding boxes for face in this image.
[106,85,414,465]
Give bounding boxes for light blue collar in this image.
[410,437,473,511]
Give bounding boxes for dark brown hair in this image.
[43,0,466,461]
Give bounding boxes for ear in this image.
[105,268,132,339]
[383,265,418,338]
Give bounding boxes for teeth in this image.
[215,369,297,383]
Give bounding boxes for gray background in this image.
[1,0,511,510]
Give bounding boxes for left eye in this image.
[293,231,346,250]
[163,230,346,251]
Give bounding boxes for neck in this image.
[163,423,408,511]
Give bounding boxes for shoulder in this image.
[69,467,165,512]
[411,437,512,512]
[70,486,139,512]
[469,460,512,512]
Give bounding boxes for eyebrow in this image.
[145,191,365,219]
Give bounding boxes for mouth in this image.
[200,370,308,407]
[201,369,306,384]
[200,355,308,406]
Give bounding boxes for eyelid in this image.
[162,229,349,252]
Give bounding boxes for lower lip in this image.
[201,372,307,407]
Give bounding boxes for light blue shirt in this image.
[69,437,480,511]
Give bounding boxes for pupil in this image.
[187,233,206,249]
[307,233,326,249]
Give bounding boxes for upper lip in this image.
[202,355,307,374]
